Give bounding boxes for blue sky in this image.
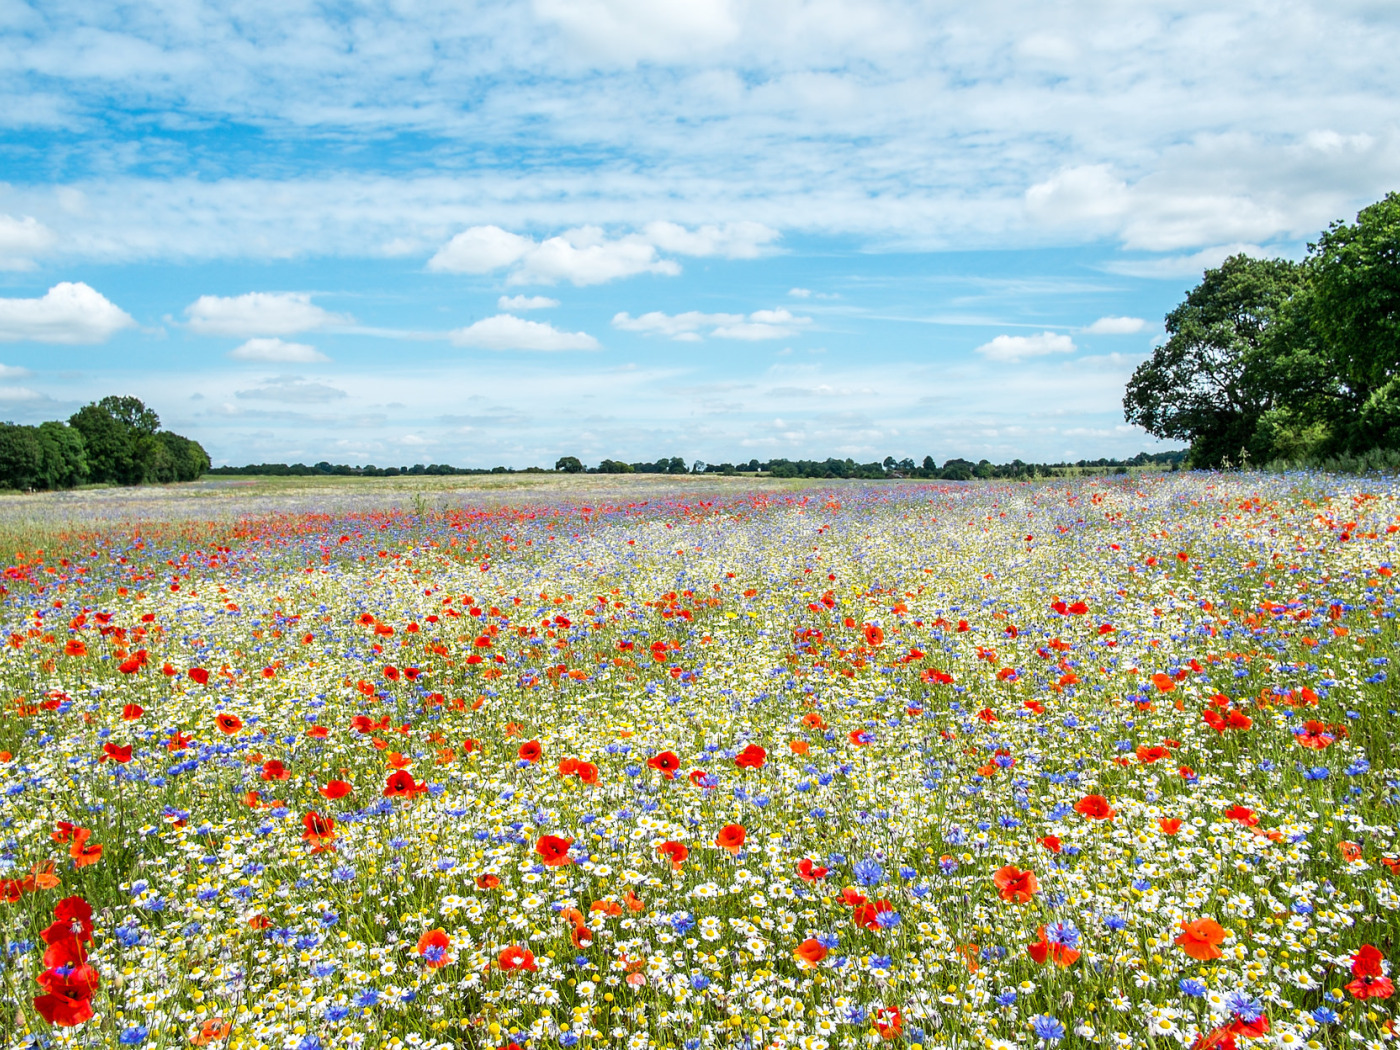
[1,0,1397,468]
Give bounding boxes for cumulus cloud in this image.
[450,314,600,351]
[532,0,740,64]
[497,295,560,311]
[235,375,348,403]
[429,222,778,286]
[613,306,810,341]
[185,292,350,336]
[1103,243,1271,279]
[0,215,55,271]
[1085,316,1148,334]
[974,331,1076,362]
[228,337,330,363]
[0,385,41,401]
[0,282,136,344]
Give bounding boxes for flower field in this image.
[0,473,1397,1050]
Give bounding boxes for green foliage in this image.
[1126,191,1400,467]
[596,459,633,473]
[64,396,209,487]
[554,456,584,474]
[34,422,88,489]
[0,423,44,490]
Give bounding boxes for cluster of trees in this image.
[557,451,1184,478]
[0,396,210,492]
[208,462,550,477]
[1126,191,1400,467]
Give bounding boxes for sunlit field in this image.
[1,473,1396,1050]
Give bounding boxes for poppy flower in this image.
[260,759,289,781]
[864,624,885,646]
[416,928,452,968]
[1224,805,1258,826]
[517,740,542,763]
[575,762,599,785]
[319,780,352,800]
[1037,835,1061,853]
[657,840,688,870]
[716,823,746,854]
[306,725,329,739]
[1027,925,1080,967]
[52,895,94,941]
[99,743,132,764]
[794,938,828,965]
[993,865,1039,903]
[535,834,573,867]
[1175,917,1227,960]
[32,991,94,1027]
[382,770,426,799]
[190,1019,232,1046]
[853,899,895,930]
[558,757,580,777]
[734,744,766,769]
[838,886,868,908]
[789,740,809,754]
[1347,944,1394,1000]
[647,750,681,778]
[874,1006,903,1041]
[188,667,210,684]
[796,857,828,881]
[121,703,143,720]
[1151,673,1176,692]
[69,829,102,868]
[497,945,538,972]
[1074,794,1115,820]
[63,639,86,657]
[1136,745,1168,764]
[476,873,500,889]
[1159,818,1183,835]
[301,811,336,848]
[215,712,242,734]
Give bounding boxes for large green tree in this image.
[1123,254,1311,467]
[1303,191,1400,452]
[34,422,88,489]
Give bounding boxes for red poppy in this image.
[302,811,336,848]
[306,725,329,739]
[53,895,94,940]
[1347,944,1394,1000]
[63,640,86,657]
[864,624,885,647]
[517,740,542,763]
[319,779,352,800]
[1136,745,1168,764]
[647,751,681,778]
[576,762,599,785]
[716,823,746,854]
[734,744,766,769]
[838,886,867,908]
[498,945,537,972]
[992,865,1039,903]
[215,712,242,734]
[874,1006,903,1041]
[794,938,827,965]
[476,873,500,889]
[853,899,895,930]
[99,743,132,764]
[1074,794,1116,820]
[1159,818,1183,835]
[382,770,426,799]
[1036,835,1061,853]
[69,829,102,868]
[32,991,94,1027]
[1175,917,1227,960]
[416,928,452,969]
[121,703,143,720]
[535,834,573,867]
[260,759,289,781]
[796,857,828,881]
[1224,805,1258,826]
[1151,672,1176,692]
[1027,925,1080,967]
[657,840,688,870]
[188,667,210,684]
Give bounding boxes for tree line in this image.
[1126,191,1400,468]
[210,451,1184,480]
[0,396,210,492]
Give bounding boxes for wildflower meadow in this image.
[0,473,1396,1050]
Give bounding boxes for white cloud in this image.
[0,282,136,344]
[450,314,600,351]
[613,306,810,341]
[185,292,350,336]
[235,376,348,403]
[0,386,41,401]
[229,337,330,363]
[0,364,31,379]
[1085,316,1148,334]
[532,0,740,64]
[789,287,812,298]
[640,221,778,259]
[427,226,534,274]
[0,215,55,271]
[497,294,560,311]
[1103,243,1271,279]
[974,331,1076,362]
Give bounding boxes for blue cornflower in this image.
[352,989,380,1009]
[870,954,892,970]
[1224,992,1263,1022]
[690,975,710,991]
[1044,921,1079,948]
[1178,979,1207,998]
[1103,916,1127,932]
[996,991,1017,1007]
[1312,1007,1339,1025]
[1030,1015,1065,1042]
[118,1027,148,1045]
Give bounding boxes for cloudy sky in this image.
[1,0,1396,468]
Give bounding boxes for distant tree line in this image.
[211,450,1184,480]
[0,396,210,492]
[1126,191,1400,468]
